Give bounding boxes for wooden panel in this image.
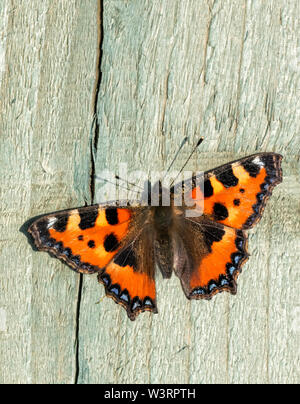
[1,0,298,384]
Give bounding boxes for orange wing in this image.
[189,153,282,229]
[29,205,133,274]
[98,245,157,321]
[183,221,249,300]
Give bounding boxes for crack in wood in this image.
[90,0,104,204]
[74,273,83,384]
[75,0,103,385]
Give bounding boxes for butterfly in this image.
[28,152,282,321]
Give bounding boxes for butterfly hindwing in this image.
[98,243,157,321]
[180,220,249,299]
[172,216,249,300]
[97,209,157,320]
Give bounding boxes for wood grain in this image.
[0,0,299,384]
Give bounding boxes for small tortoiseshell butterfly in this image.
[28,152,282,320]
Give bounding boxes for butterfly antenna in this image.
[96,176,140,195]
[163,137,189,180]
[170,137,204,187]
[115,175,144,191]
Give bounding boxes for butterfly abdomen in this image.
[151,206,174,278]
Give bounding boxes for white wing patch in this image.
[47,217,57,229]
[252,156,265,167]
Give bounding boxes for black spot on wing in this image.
[216,166,239,188]
[34,220,58,249]
[213,203,229,221]
[204,179,214,197]
[114,247,137,270]
[261,154,282,180]
[242,160,260,177]
[233,198,240,206]
[88,240,96,249]
[103,233,119,252]
[203,225,225,252]
[78,208,98,230]
[36,220,50,239]
[53,215,69,232]
[105,208,119,225]
[260,154,274,172]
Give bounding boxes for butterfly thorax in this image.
[149,180,176,235]
[153,206,173,232]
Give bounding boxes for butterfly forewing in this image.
[29,205,135,274]
[202,153,282,229]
